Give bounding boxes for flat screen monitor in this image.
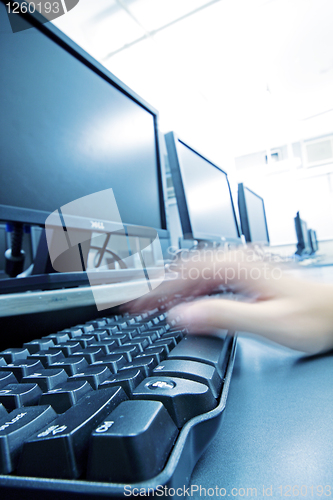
[308,229,318,253]
[237,183,270,245]
[294,212,312,255]
[0,2,168,241]
[165,132,240,243]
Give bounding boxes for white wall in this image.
[237,167,333,245]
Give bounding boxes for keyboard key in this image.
[153,338,177,353]
[107,333,133,345]
[98,368,144,397]
[69,365,112,389]
[106,320,127,329]
[167,335,231,376]
[89,340,118,355]
[103,315,123,322]
[49,356,89,375]
[108,346,138,362]
[0,403,8,418]
[127,355,158,377]
[133,376,217,428]
[42,333,70,344]
[91,354,127,374]
[0,371,18,389]
[77,335,95,347]
[150,316,160,325]
[138,331,159,343]
[0,348,29,363]
[153,359,222,398]
[56,342,82,356]
[162,331,184,344]
[22,368,68,392]
[28,349,65,367]
[0,383,42,411]
[87,400,178,482]
[121,325,145,334]
[1,360,44,381]
[18,387,127,479]
[87,330,109,342]
[147,308,159,316]
[100,325,120,335]
[86,320,107,329]
[140,319,154,329]
[75,324,94,334]
[146,327,166,337]
[72,347,105,364]
[0,358,6,368]
[39,380,93,413]
[23,339,54,354]
[73,333,95,349]
[0,405,57,474]
[145,345,168,363]
[60,328,83,339]
[123,339,149,352]
[124,317,136,325]
[123,314,143,322]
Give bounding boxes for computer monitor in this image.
[294,212,312,256]
[0,2,169,271]
[237,183,270,245]
[164,132,241,244]
[308,229,319,254]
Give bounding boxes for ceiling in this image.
[53,0,333,161]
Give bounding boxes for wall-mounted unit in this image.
[303,135,333,168]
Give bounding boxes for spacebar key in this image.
[167,335,233,376]
[18,387,127,479]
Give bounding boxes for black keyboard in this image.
[0,308,236,499]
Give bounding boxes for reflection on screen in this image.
[177,142,239,239]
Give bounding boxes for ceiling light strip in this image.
[103,0,223,61]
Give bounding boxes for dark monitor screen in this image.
[295,212,311,255]
[165,132,240,243]
[238,184,269,244]
[0,3,166,234]
[308,229,318,253]
[301,221,311,251]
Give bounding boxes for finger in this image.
[169,298,269,335]
[126,272,212,313]
[169,298,330,354]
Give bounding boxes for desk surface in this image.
[190,259,333,500]
[190,336,333,496]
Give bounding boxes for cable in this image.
[5,222,26,277]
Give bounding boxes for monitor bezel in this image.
[308,228,318,253]
[294,212,311,255]
[165,131,241,244]
[312,230,319,252]
[237,183,270,245]
[0,0,169,241]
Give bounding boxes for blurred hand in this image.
[128,249,333,355]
